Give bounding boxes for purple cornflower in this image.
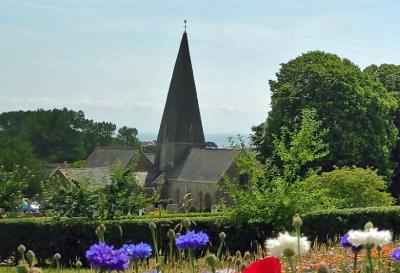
[121,242,152,260]
[392,248,400,261]
[341,233,362,253]
[175,230,209,250]
[86,243,129,271]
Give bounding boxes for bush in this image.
[302,206,400,240]
[294,166,394,211]
[0,215,269,264]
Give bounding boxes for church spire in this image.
[153,30,205,173]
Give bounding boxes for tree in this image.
[112,126,140,148]
[364,64,400,198]
[273,108,328,183]
[294,166,394,211]
[99,161,148,218]
[253,51,398,179]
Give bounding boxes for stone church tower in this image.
[153,31,205,174]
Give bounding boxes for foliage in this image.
[42,176,100,218]
[272,108,328,183]
[225,109,329,229]
[0,108,141,163]
[43,162,149,218]
[364,64,400,198]
[0,165,47,212]
[112,126,140,148]
[302,206,400,240]
[364,64,400,93]
[294,166,394,212]
[99,161,148,218]
[253,51,398,179]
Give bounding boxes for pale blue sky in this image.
[1,0,400,140]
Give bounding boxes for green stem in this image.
[151,229,160,263]
[168,239,174,265]
[188,248,195,273]
[217,239,225,260]
[287,256,296,273]
[353,252,358,273]
[134,260,139,273]
[296,227,301,262]
[366,247,374,273]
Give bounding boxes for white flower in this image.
[265,231,310,257]
[347,228,392,247]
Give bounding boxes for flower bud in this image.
[156,263,162,271]
[18,244,26,254]
[226,256,234,263]
[318,263,330,273]
[167,229,175,240]
[283,248,296,258]
[205,254,218,268]
[26,250,35,262]
[149,222,157,231]
[235,250,242,258]
[53,253,61,261]
[75,260,82,269]
[364,221,374,231]
[183,219,191,229]
[219,232,226,241]
[244,251,251,260]
[235,259,242,267]
[292,214,303,228]
[96,224,106,236]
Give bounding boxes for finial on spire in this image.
[183,19,187,32]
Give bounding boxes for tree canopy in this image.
[253,51,398,179]
[0,108,140,163]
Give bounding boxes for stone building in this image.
[144,30,241,211]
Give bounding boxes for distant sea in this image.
[138,132,251,148]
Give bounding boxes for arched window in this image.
[204,193,212,212]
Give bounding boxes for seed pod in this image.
[219,232,226,241]
[205,254,218,267]
[18,245,26,254]
[53,253,61,261]
[149,222,157,231]
[167,229,176,240]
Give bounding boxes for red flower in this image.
[242,256,281,273]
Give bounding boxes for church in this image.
[53,30,242,212]
[142,30,241,211]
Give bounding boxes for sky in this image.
[1,0,400,142]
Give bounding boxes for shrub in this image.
[302,206,400,240]
[294,166,394,212]
[0,215,268,264]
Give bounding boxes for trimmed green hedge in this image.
[0,215,270,264]
[302,206,400,240]
[2,207,400,264]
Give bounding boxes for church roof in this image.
[84,147,137,168]
[54,167,148,188]
[167,148,238,183]
[156,32,205,144]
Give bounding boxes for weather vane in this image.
[184,19,187,32]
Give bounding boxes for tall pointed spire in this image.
[153,31,205,173]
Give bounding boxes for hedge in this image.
[2,206,400,264]
[302,206,400,240]
[0,215,270,264]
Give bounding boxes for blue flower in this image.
[121,242,152,260]
[341,233,362,253]
[86,243,129,271]
[392,248,400,261]
[175,230,209,250]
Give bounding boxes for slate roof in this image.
[166,148,237,183]
[84,147,137,168]
[55,167,148,188]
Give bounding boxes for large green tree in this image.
[0,108,119,162]
[253,51,398,178]
[364,64,400,196]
